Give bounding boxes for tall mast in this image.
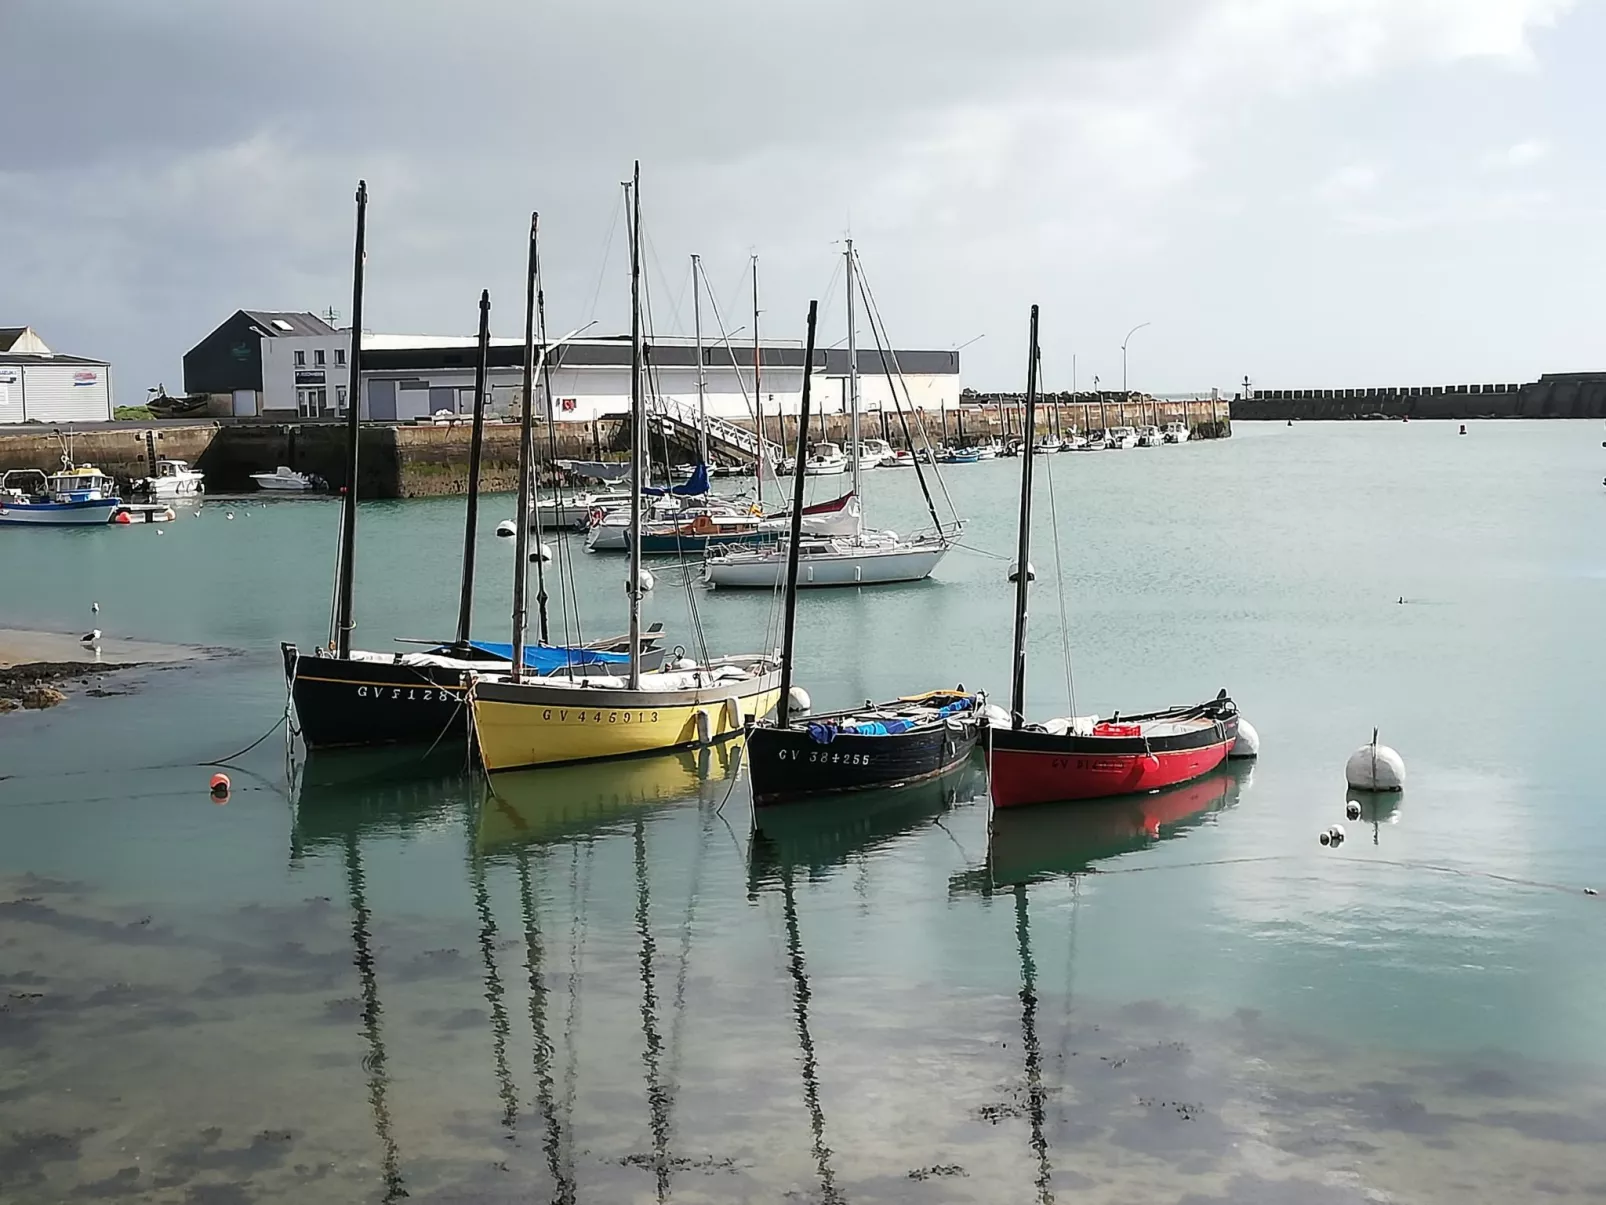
[1008,305,1040,728]
[692,254,709,466]
[511,216,539,682]
[333,180,367,659]
[454,290,491,649]
[752,255,763,508]
[775,300,819,731]
[530,219,554,647]
[846,240,861,503]
[627,164,644,691]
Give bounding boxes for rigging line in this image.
[585,191,624,323]
[470,850,521,1133]
[517,851,574,1205]
[642,226,691,337]
[1042,446,1078,718]
[858,263,947,538]
[534,283,585,659]
[854,251,963,523]
[633,818,674,1201]
[532,229,569,654]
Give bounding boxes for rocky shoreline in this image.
[0,660,143,712]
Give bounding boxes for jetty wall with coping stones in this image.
[0,396,1230,499]
[1233,372,1606,421]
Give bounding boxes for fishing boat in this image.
[0,463,123,526]
[1075,429,1107,451]
[702,241,960,590]
[976,439,1003,460]
[938,445,982,464]
[746,329,982,804]
[136,459,204,497]
[467,166,783,773]
[803,442,848,476]
[252,465,319,492]
[984,306,1239,809]
[285,193,653,751]
[1135,424,1164,447]
[1105,426,1137,449]
[1162,420,1190,443]
[885,448,915,467]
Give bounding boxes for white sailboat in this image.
[704,240,959,590]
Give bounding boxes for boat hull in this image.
[704,543,947,588]
[633,529,776,555]
[252,476,314,492]
[0,498,121,526]
[985,713,1237,808]
[469,669,784,771]
[748,712,979,805]
[286,643,667,750]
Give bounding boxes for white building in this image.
[183,314,961,425]
[0,327,115,424]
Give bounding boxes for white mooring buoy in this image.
[788,686,811,714]
[495,519,516,538]
[1345,799,1362,821]
[1345,728,1405,792]
[1328,824,1346,847]
[1008,560,1036,583]
[632,568,656,593]
[529,544,553,563]
[1229,717,1260,760]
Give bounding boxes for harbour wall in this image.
[1234,372,1606,421]
[0,396,1229,499]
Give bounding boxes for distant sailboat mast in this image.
[752,255,763,508]
[627,163,645,692]
[692,253,710,467]
[846,238,861,507]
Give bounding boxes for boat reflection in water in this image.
[747,756,985,887]
[958,763,1251,894]
[477,738,746,853]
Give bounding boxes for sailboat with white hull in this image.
[703,241,961,590]
[467,165,783,773]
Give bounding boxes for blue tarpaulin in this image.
[643,464,711,497]
[432,641,631,673]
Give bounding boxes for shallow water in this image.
[3,420,1605,1203]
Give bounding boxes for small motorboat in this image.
[803,442,849,476]
[1075,430,1107,451]
[0,465,124,526]
[112,504,177,524]
[251,466,319,492]
[975,440,1003,460]
[986,693,1241,809]
[938,446,983,465]
[1136,425,1164,447]
[136,459,205,497]
[856,438,895,468]
[1162,421,1190,443]
[885,449,916,468]
[1106,426,1138,449]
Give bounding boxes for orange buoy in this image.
[209,772,231,802]
[114,511,131,524]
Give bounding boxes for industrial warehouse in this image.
[182,310,961,424]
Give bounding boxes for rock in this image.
[20,685,67,710]
[0,698,18,713]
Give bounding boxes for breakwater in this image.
[0,396,1229,499]
[1234,371,1606,421]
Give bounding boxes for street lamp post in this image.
[1122,321,1150,427]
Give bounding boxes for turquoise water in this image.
[3,421,1605,1203]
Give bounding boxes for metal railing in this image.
[646,393,770,463]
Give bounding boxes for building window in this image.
[297,389,315,418]
[294,350,306,367]
[336,386,347,413]
[315,388,328,413]
[314,349,325,366]
[335,349,346,366]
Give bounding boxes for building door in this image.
[368,379,397,422]
[231,389,256,417]
[429,386,455,417]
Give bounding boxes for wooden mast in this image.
[692,253,709,467]
[333,181,367,658]
[1009,305,1040,728]
[752,256,763,507]
[453,290,491,649]
[627,163,644,691]
[511,216,540,682]
[775,301,819,731]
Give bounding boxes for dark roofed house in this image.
[183,310,338,416]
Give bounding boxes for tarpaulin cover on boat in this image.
[643,463,711,497]
[431,642,631,672]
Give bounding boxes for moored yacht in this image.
[1106,426,1138,449]
[1163,420,1190,443]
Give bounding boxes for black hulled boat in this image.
[745,299,983,806]
[284,190,661,751]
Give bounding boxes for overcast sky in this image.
[1,0,1599,399]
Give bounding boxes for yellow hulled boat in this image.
[469,655,783,772]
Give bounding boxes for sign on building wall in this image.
[295,370,326,385]
[0,367,15,412]
[72,371,99,387]
[559,397,577,412]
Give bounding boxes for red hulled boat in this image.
[985,693,1239,809]
[990,304,1239,810]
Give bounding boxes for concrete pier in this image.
[1234,372,1606,421]
[0,395,1229,499]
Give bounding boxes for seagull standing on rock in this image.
[81,629,101,647]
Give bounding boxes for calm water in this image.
[3,421,1606,1203]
